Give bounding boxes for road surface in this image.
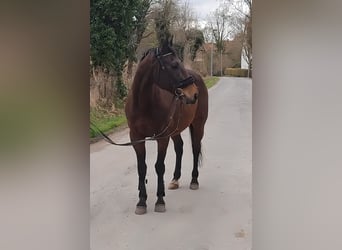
[90,77,252,250]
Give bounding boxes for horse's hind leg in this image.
[154,138,170,212]
[168,134,183,190]
[189,123,204,190]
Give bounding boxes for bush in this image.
[224,68,250,77]
[116,77,127,99]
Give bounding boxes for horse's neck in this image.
[132,67,158,110]
[131,55,171,115]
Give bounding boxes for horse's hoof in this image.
[154,204,166,213]
[168,180,179,190]
[135,206,147,215]
[190,182,199,190]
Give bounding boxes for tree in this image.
[173,0,196,31]
[209,0,252,77]
[207,3,235,51]
[242,0,252,77]
[186,29,205,61]
[225,0,252,77]
[175,1,204,63]
[90,0,152,100]
[126,0,153,83]
[152,0,179,46]
[151,0,203,65]
[206,4,234,75]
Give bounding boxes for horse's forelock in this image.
[167,45,177,55]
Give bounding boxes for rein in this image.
[90,95,184,146]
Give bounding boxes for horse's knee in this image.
[155,163,165,175]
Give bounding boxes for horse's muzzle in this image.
[185,92,198,104]
[175,84,199,104]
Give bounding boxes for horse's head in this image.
[153,38,199,104]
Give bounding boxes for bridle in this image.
[90,47,195,146]
[155,47,195,95]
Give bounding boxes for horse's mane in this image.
[140,48,155,61]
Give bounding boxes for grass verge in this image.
[90,108,127,138]
[204,76,220,89]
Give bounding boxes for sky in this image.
[182,0,221,21]
[178,0,249,30]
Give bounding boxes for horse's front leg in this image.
[155,137,170,212]
[132,133,148,215]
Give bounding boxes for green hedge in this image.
[224,68,250,77]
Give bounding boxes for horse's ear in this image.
[169,35,173,47]
[161,37,168,51]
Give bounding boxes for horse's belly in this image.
[127,101,198,138]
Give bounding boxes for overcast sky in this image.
[183,0,221,21]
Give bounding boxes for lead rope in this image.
[90,95,183,146]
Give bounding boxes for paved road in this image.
[90,77,252,250]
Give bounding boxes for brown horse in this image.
[125,38,208,214]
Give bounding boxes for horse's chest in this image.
[169,103,197,132]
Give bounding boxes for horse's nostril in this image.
[194,93,198,100]
[175,88,183,96]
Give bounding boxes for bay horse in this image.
[125,38,208,214]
